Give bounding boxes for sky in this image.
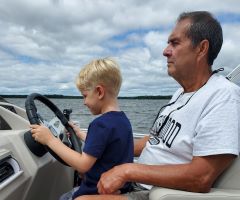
[0,0,240,97]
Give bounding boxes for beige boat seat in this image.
[149,155,240,200]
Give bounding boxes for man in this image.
[76,11,240,200]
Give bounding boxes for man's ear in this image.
[96,85,105,99]
[197,39,209,61]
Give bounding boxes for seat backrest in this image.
[213,156,240,189]
[214,65,240,189]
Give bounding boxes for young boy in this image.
[30,58,134,199]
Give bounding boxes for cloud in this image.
[0,0,240,96]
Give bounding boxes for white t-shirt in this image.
[138,74,240,189]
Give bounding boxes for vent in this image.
[0,156,21,187]
[0,161,14,183]
[0,151,23,190]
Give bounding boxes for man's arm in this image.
[134,135,149,156]
[97,154,236,194]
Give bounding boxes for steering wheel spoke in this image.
[48,116,64,137]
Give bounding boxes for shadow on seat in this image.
[149,156,240,200]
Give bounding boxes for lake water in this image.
[6,98,169,134]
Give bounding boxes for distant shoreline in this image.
[0,94,172,100]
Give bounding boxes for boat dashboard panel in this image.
[0,101,74,200]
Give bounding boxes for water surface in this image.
[6,98,169,134]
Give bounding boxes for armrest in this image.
[149,187,240,200]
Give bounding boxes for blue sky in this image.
[0,0,240,96]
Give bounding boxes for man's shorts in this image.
[123,183,150,200]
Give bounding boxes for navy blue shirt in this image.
[72,111,134,198]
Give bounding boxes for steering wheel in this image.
[24,93,82,165]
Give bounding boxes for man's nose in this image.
[163,46,171,57]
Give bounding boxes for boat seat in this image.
[149,155,240,200]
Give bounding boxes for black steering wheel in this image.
[24,93,82,165]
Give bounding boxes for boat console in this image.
[0,99,74,200]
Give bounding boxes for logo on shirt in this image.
[149,115,181,148]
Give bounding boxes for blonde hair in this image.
[76,58,122,97]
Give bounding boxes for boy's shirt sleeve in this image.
[83,120,110,158]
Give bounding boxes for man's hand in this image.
[97,164,128,194]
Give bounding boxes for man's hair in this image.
[76,58,122,97]
[178,11,223,66]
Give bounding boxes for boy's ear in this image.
[96,85,105,99]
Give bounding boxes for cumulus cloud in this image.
[0,0,239,96]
